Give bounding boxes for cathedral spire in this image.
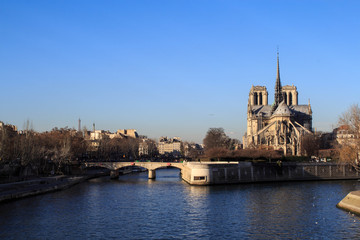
[276,50,280,83]
[274,49,283,106]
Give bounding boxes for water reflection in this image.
[1,169,360,239]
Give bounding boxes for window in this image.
[194,176,206,181]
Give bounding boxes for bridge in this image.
[84,161,185,179]
[83,161,359,185]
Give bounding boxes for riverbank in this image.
[0,172,108,203]
[181,162,360,185]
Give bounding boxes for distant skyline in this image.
[1,0,360,143]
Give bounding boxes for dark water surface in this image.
[1,168,360,239]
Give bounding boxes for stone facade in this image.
[243,53,313,155]
[0,121,17,132]
[116,129,138,138]
[88,127,139,148]
[158,137,181,156]
[138,140,149,156]
[334,125,356,145]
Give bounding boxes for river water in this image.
[1,168,360,239]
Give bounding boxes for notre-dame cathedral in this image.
[243,52,313,156]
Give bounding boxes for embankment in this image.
[337,191,360,215]
[0,172,107,203]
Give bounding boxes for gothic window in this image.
[284,92,287,104]
[254,92,258,105]
[289,92,293,105]
[259,92,263,105]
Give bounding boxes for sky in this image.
[1,0,359,143]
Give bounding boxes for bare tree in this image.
[301,134,320,157]
[0,124,19,164]
[145,139,158,158]
[337,104,360,170]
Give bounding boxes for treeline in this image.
[0,125,143,176]
[204,147,283,161]
[202,128,283,161]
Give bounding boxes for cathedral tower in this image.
[249,86,268,106]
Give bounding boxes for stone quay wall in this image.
[182,162,359,185]
[337,191,360,215]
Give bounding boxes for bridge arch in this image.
[84,162,184,179]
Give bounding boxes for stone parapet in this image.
[181,162,359,185]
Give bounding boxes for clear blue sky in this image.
[1,0,359,143]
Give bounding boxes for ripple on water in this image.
[0,170,360,239]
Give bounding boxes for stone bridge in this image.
[83,161,359,185]
[84,161,185,179]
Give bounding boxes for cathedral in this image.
[243,52,313,156]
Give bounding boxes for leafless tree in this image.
[146,139,158,158]
[301,134,320,157]
[0,124,19,164]
[337,104,360,170]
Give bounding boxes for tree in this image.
[145,139,158,158]
[0,124,19,164]
[337,104,360,169]
[203,128,241,159]
[301,134,320,157]
[203,128,230,150]
[96,136,140,161]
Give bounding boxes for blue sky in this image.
[1,0,359,143]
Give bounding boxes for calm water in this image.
[1,168,360,239]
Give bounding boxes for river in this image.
[0,168,360,239]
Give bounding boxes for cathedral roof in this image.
[290,105,312,115]
[251,105,273,117]
[251,104,311,119]
[272,101,292,116]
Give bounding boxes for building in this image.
[243,52,313,155]
[334,125,357,145]
[184,143,204,158]
[139,140,149,156]
[88,124,139,148]
[158,137,182,156]
[90,130,105,141]
[0,121,17,132]
[115,129,138,138]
